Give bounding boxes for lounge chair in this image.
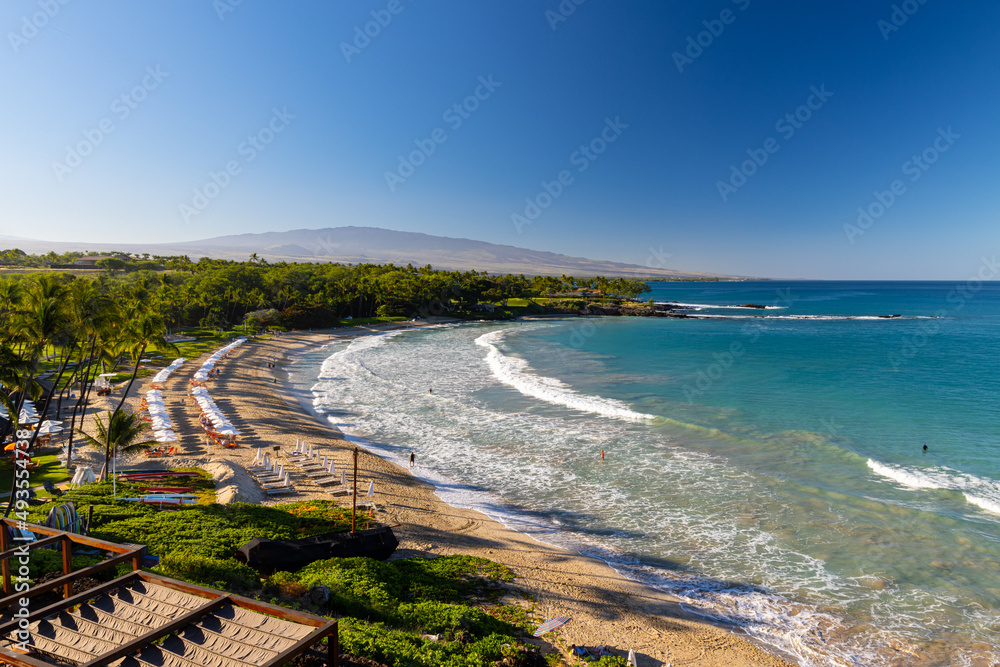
[265,476,293,495]
[261,473,291,490]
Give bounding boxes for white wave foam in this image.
[317,331,403,379]
[964,494,1000,517]
[687,314,906,321]
[660,301,787,310]
[475,330,655,421]
[867,459,946,489]
[868,459,1000,517]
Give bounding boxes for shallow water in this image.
[288,282,1000,666]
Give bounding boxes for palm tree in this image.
[99,309,176,479]
[76,410,157,480]
[62,280,116,471]
[2,277,74,517]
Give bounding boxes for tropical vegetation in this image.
[24,486,548,666]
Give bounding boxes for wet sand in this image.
[69,325,796,667]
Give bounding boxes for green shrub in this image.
[487,604,536,633]
[339,619,516,667]
[297,557,401,617]
[27,549,104,580]
[158,551,259,591]
[396,601,507,636]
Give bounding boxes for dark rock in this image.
[309,585,331,608]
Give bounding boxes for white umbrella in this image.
[341,471,347,485]
[367,481,374,498]
[18,412,39,424]
[155,434,178,443]
[38,423,64,434]
[627,649,637,667]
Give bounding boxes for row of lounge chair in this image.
[246,454,293,495]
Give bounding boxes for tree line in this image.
[0,258,649,504]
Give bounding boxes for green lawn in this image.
[0,453,72,497]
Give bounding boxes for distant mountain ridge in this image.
[1,226,735,278]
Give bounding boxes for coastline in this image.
[258,323,796,667]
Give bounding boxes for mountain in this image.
[1,226,735,278]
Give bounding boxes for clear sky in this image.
[1,0,998,279]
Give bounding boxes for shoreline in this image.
[263,323,796,667]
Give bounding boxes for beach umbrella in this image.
[4,443,17,452]
[341,471,347,485]
[367,480,374,498]
[38,423,64,434]
[327,460,334,475]
[18,412,39,424]
[627,649,637,667]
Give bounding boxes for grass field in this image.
[0,452,72,499]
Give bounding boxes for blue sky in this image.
[1,0,998,279]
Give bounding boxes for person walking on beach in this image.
[409,451,415,468]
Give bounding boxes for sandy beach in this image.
[66,324,796,667]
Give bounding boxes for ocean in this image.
[287,281,1000,666]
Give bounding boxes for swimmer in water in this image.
[923,444,928,452]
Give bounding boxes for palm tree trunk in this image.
[102,342,146,480]
[65,336,98,473]
[3,348,74,517]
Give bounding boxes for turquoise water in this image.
[289,281,1000,666]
